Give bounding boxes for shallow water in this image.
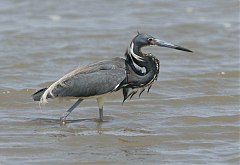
[0,0,239,164]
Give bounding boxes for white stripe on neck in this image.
[128,42,144,62]
[128,42,146,74]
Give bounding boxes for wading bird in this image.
[32,33,192,123]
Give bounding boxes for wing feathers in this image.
[40,57,126,103]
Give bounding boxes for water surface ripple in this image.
[0,0,239,165]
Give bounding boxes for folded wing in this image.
[35,57,126,102]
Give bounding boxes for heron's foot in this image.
[60,111,71,125]
[60,116,67,125]
[97,116,104,122]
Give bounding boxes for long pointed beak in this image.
[153,38,193,52]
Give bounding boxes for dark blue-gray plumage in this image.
[32,33,192,123]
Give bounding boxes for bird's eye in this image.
[148,38,154,44]
[148,38,153,42]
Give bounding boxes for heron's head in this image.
[132,33,193,52]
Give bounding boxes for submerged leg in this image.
[99,107,103,122]
[60,98,83,123]
[97,97,105,122]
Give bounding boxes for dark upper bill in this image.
[153,38,193,52]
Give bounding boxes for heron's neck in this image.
[127,42,144,63]
[125,42,151,75]
[121,41,160,102]
[125,41,160,85]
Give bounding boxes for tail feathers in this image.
[32,88,50,101]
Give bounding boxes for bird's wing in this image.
[45,57,126,99]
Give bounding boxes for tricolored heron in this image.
[32,33,192,123]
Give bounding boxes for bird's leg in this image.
[97,97,105,122]
[99,107,103,122]
[60,98,83,124]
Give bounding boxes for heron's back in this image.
[37,57,126,101]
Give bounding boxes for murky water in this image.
[0,0,239,164]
